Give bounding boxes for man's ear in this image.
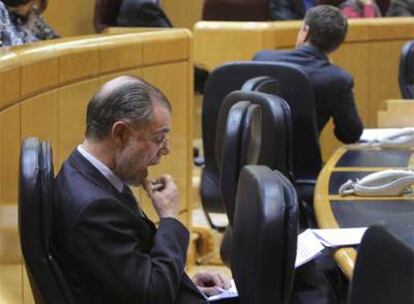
[302,24,310,43]
[111,121,129,148]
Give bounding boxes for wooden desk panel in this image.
[21,92,59,167]
[0,105,20,206]
[0,68,20,110]
[21,59,59,97]
[59,50,100,84]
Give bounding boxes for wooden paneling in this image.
[142,31,190,65]
[163,0,203,29]
[369,40,406,125]
[0,68,20,110]
[58,79,100,166]
[378,99,414,127]
[194,21,275,70]
[59,51,100,84]
[0,105,20,205]
[21,59,58,97]
[21,92,59,165]
[100,45,143,73]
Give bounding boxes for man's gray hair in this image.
[85,76,171,141]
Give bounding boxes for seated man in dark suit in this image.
[256,5,363,144]
[52,76,231,303]
[269,0,315,20]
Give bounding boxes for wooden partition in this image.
[378,99,414,127]
[194,18,414,159]
[0,27,193,248]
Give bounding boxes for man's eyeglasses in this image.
[123,121,169,149]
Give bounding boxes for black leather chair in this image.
[18,137,75,304]
[200,62,320,228]
[202,0,271,21]
[216,101,262,225]
[348,226,414,304]
[399,40,414,99]
[231,165,299,304]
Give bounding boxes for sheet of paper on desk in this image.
[295,228,368,268]
[360,128,401,142]
[311,227,368,247]
[295,229,325,268]
[208,279,238,301]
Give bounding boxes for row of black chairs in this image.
[18,137,414,304]
[200,61,321,233]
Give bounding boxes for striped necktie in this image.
[121,186,145,218]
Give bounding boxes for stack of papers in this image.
[295,227,368,268]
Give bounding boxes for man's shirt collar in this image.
[77,145,124,193]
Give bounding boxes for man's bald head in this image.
[85,76,171,141]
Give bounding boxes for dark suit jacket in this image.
[269,0,306,20]
[116,0,173,27]
[387,0,414,16]
[254,45,363,143]
[52,149,207,304]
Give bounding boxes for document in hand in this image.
[295,227,368,268]
[208,279,238,302]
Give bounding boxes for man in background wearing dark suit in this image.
[53,76,230,304]
[269,0,315,20]
[256,5,363,144]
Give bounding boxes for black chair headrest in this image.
[241,76,282,96]
[349,225,414,304]
[232,165,298,304]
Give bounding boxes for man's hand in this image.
[144,175,179,219]
[192,271,231,296]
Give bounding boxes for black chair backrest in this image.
[216,101,262,224]
[19,137,75,304]
[349,226,414,304]
[241,76,282,96]
[202,0,271,21]
[399,40,414,99]
[231,165,298,304]
[200,62,316,219]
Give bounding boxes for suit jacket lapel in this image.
[68,149,157,230]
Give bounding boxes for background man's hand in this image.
[144,175,179,218]
[192,271,231,296]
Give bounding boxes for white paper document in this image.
[312,228,368,247]
[208,279,238,301]
[359,128,402,142]
[295,229,325,268]
[295,228,368,268]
